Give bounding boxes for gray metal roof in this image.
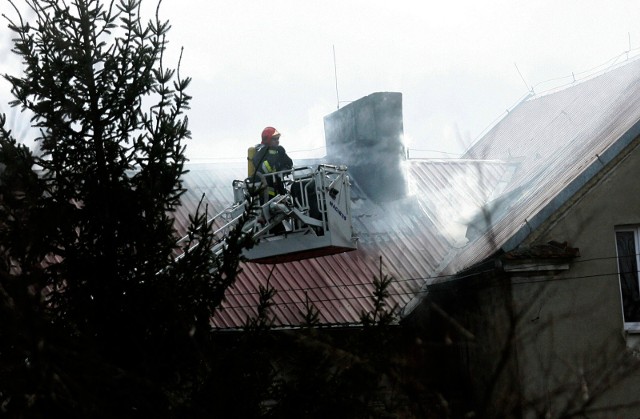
[174,57,640,327]
[447,56,640,273]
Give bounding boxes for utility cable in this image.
[220,251,635,303]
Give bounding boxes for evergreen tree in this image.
[0,0,247,415]
[0,2,445,417]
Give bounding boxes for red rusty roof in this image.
[177,159,507,328]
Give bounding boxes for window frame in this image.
[615,226,640,332]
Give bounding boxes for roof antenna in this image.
[333,45,340,110]
[514,62,534,95]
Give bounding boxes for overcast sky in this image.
[2,0,640,161]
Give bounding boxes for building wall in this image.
[417,137,640,418]
[415,270,524,417]
[514,136,640,417]
[454,275,523,416]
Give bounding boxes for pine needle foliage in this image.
[0,0,246,415]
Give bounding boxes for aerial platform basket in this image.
[231,165,358,264]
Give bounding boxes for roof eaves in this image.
[501,116,640,252]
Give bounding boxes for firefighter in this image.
[252,126,293,201]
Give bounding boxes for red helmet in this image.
[261,126,281,145]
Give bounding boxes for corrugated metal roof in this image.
[408,159,510,246]
[177,159,505,328]
[446,57,640,273]
[175,57,640,327]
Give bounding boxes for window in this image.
[615,227,640,331]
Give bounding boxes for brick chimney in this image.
[323,92,407,202]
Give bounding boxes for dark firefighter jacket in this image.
[252,144,293,197]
